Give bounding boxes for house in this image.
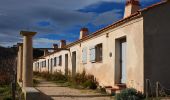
[33,0,170,93]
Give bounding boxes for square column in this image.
[20,31,36,87]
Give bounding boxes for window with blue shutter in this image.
[90,46,96,62]
[82,47,87,64]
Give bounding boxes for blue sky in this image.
[0,0,160,48]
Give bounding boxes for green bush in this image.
[51,71,67,81]
[115,88,144,100]
[3,96,12,100]
[82,80,97,89]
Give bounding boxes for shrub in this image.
[115,88,144,100]
[34,71,67,82]
[3,96,12,100]
[74,70,86,84]
[51,71,67,82]
[74,70,98,89]
[34,70,98,90]
[82,80,97,89]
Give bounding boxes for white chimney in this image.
[80,28,89,39]
[60,40,66,48]
[44,49,49,56]
[124,0,140,18]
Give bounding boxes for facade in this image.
[33,0,170,92]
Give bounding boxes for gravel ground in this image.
[35,79,113,100]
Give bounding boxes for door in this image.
[120,39,127,83]
[50,58,53,73]
[72,51,76,77]
[65,54,68,75]
[48,59,49,73]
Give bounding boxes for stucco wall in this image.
[67,17,144,91]
[143,2,170,90]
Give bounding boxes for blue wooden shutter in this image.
[82,47,87,64]
[90,46,96,62]
[57,57,59,66]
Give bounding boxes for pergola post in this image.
[20,31,36,87]
[17,43,23,83]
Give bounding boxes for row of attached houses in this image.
[33,0,170,93]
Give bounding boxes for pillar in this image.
[17,43,23,83]
[20,31,36,87]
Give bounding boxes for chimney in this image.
[53,44,58,50]
[60,40,66,48]
[80,28,89,39]
[124,0,140,18]
[44,49,49,56]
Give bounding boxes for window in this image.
[95,43,103,62]
[90,43,103,63]
[42,61,46,68]
[82,47,87,64]
[59,55,62,66]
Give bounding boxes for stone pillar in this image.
[17,43,23,83]
[20,31,36,87]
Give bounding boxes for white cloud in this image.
[33,38,60,48]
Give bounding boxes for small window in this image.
[59,55,62,66]
[42,61,46,68]
[95,43,103,62]
[89,43,103,63]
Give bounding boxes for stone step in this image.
[113,84,126,89]
[105,84,126,95]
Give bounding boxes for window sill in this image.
[96,61,103,63]
[90,61,103,63]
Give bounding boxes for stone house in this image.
[33,0,170,92]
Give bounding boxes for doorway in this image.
[115,38,127,84]
[72,51,76,77]
[50,58,53,73]
[65,54,68,76]
[120,39,127,83]
[48,59,49,73]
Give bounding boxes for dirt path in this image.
[35,79,113,100]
